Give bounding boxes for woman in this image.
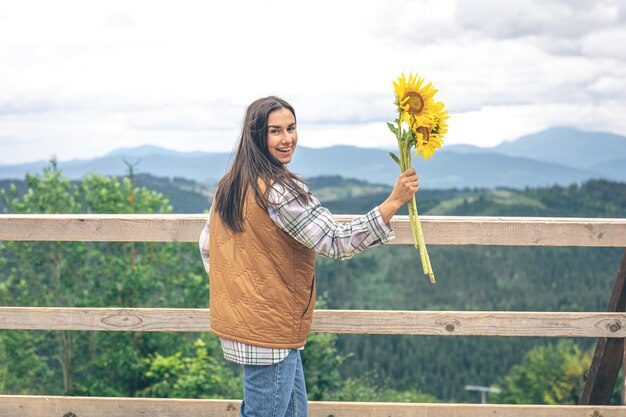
[199,96,418,417]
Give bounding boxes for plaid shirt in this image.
[199,180,395,365]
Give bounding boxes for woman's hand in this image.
[379,168,419,224]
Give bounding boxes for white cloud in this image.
[588,75,626,99]
[581,28,626,60]
[0,0,625,164]
[450,101,626,147]
[456,0,619,39]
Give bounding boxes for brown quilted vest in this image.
[208,187,317,348]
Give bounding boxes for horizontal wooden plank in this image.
[0,214,625,246]
[0,214,203,243]
[2,307,626,337]
[0,395,625,417]
[311,310,626,337]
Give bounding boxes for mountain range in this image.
[1,127,625,189]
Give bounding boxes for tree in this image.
[138,336,241,399]
[495,340,593,404]
[301,296,438,402]
[0,162,212,396]
[324,375,438,402]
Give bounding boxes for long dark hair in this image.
[213,96,310,233]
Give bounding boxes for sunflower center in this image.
[405,91,424,114]
[417,126,430,143]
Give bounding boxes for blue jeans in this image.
[240,349,308,417]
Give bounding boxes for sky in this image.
[1,0,626,164]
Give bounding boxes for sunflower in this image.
[393,73,438,129]
[414,101,449,160]
[388,72,449,283]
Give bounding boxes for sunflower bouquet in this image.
[388,73,449,283]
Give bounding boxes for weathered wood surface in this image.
[2,307,626,337]
[311,310,626,337]
[581,248,626,405]
[0,395,625,417]
[1,214,626,246]
[623,344,626,405]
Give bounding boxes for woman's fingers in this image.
[401,169,419,190]
[379,169,422,223]
[391,169,419,204]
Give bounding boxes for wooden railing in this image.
[1,214,626,417]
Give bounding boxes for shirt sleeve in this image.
[267,181,395,260]
[198,207,211,274]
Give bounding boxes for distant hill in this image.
[445,127,626,171]
[401,151,599,189]
[442,144,487,154]
[0,152,232,184]
[589,157,626,181]
[1,127,625,189]
[490,127,626,169]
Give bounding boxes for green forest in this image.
[1,163,625,404]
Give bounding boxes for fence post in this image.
[581,248,626,405]
[623,341,626,405]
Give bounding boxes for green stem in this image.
[408,133,435,281]
[411,196,428,272]
[395,114,435,283]
[412,194,435,283]
[396,116,405,170]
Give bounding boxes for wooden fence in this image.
[1,214,626,416]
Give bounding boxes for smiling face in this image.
[266,108,298,165]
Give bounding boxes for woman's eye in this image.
[270,129,279,134]
[288,127,295,132]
